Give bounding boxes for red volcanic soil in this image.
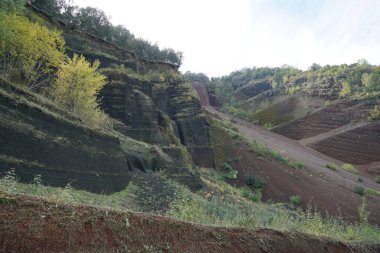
[310,121,380,165]
[220,136,380,225]
[192,81,210,106]
[192,81,221,108]
[206,107,380,225]
[273,100,372,140]
[0,192,377,253]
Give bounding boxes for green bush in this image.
[263,122,273,129]
[239,187,262,202]
[244,174,265,189]
[287,86,300,95]
[249,141,268,157]
[342,163,358,174]
[291,161,305,170]
[223,162,238,179]
[290,195,301,206]
[353,185,365,196]
[375,176,380,184]
[270,150,290,164]
[326,163,338,171]
[339,82,352,98]
[357,177,363,183]
[368,105,380,121]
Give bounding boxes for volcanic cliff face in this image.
[0,78,130,193]
[0,7,214,193]
[99,71,215,169]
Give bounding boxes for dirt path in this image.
[299,121,368,146]
[205,106,380,192]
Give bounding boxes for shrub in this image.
[287,86,300,95]
[353,185,365,196]
[223,162,238,179]
[270,150,290,164]
[244,174,265,189]
[0,13,65,87]
[0,169,17,193]
[292,161,305,170]
[368,105,380,121]
[339,82,352,98]
[342,163,358,174]
[375,176,380,184]
[326,163,338,171]
[249,141,267,157]
[263,122,273,129]
[239,187,262,202]
[52,54,112,130]
[357,177,363,183]
[290,195,301,206]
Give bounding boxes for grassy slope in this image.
[3,191,378,253]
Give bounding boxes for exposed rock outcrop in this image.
[99,69,215,169]
[0,78,130,193]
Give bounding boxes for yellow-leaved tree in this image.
[0,13,65,88]
[52,54,112,130]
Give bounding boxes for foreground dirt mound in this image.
[1,193,375,253]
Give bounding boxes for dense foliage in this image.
[0,4,111,130]
[183,71,210,83]
[52,54,111,129]
[30,0,183,65]
[0,12,65,88]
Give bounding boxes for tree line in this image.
[29,0,183,66]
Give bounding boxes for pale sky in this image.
[74,0,380,77]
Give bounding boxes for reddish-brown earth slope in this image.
[309,121,380,165]
[1,192,377,253]
[273,100,371,140]
[206,107,380,224]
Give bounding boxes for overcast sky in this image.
[74,0,380,77]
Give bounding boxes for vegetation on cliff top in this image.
[29,0,183,65]
[0,4,113,130]
[199,62,380,124]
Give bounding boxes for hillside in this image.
[1,1,380,252]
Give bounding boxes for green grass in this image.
[342,163,358,174]
[291,161,305,170]
[326,163,338,171]
[366,188,380,197]
[249,141,307,170]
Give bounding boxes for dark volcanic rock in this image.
[0,79,131,193]
[99,70,215,169]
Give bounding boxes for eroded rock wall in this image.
[99,70,215,169]
[0,79,131,193]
